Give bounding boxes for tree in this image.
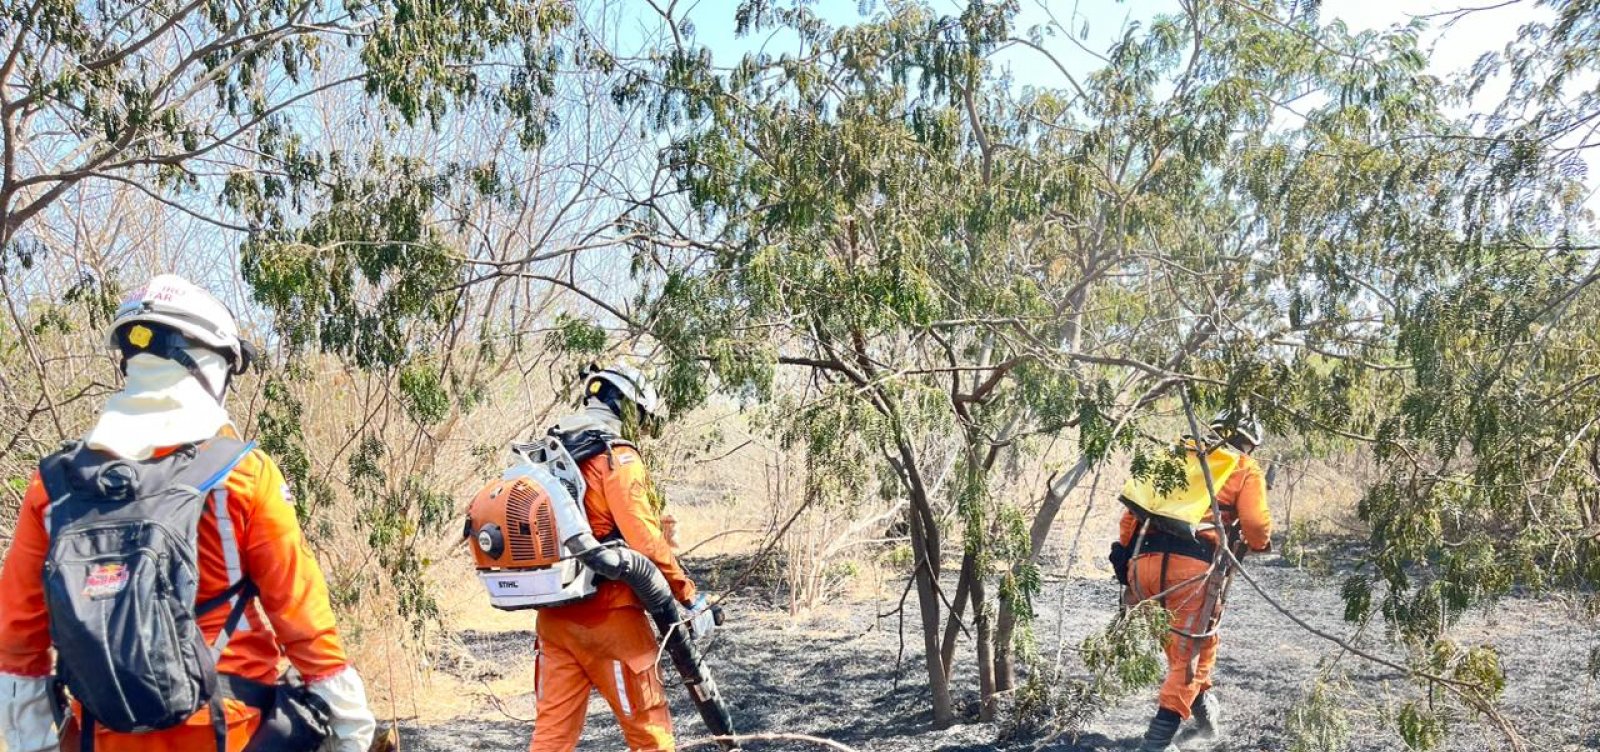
[611,0,1307,724]
[0,0,664,634]
[1343,0,1600,639]
[619,0,1593,741]
[3,0,1597,746]
[1259,6,1600,742]
[0,0,572,459]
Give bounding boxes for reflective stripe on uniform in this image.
[210,487,251,644]
[613,660,632,717]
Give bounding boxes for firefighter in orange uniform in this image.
[530,363,709,752]
[1112,411,1273,752]
[0,275,375,752]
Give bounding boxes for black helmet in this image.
[1209,409,1264,448]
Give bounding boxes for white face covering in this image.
[85,350,232,460]
[551,400,624,437]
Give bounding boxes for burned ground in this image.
[407,549,1599,751]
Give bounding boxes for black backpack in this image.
[39,437,258,751]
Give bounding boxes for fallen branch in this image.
[1223,549,1472,688]
[681,527,766,557]
[680,732,863,751]
[476,678,534,722]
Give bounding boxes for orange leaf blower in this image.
[463,435,739,748]
[465,438,599,609]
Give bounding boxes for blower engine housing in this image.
[466,442,598,610]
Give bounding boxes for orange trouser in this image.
[531,604,673,752]
[60,700,261,752]
[1129,552,1219,719]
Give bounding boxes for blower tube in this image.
[566,532,738,750]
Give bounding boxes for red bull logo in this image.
[83,563,130,600]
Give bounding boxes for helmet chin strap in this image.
[163,348,228,403]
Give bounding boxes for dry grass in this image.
[361,418,1380,730]
[0,362,1381,732]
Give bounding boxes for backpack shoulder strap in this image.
[552,428,625,463]
[187,438,258,752]
[38,441,82,500]
[168,438,256,495]
[179,438,257,608]
[38,441,87,538]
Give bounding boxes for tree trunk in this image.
[973,572,997,721]
[991,455,1094,690]
[940,550,975,678]
[993,609,1015,692]
[1284,465,1296,536]
[907,487,955,726]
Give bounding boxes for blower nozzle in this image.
[571,533,739,749]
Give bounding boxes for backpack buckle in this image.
[95,461,139,502]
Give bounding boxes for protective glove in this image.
[661,513,680,549]
[307,666,377,752]
[0,673,57,752]
[684,593,717,641]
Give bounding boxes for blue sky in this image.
[634,0,1547,104]
[644,0,1161,87]
[609,0,1587,207]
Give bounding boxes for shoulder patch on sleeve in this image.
[616,452,638,466]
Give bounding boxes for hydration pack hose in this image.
[568,532,739,750]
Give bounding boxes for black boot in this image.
[1139,707,1184,752]
[1177,691,1221,745]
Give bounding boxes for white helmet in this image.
[107,275,251,369]
[107,275,256,400]
[1210,409,1264,448]
[581,362,663,420]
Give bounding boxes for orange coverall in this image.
[1118,453,1272,719]
[530,444,698,752]
[0,444,351,751]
